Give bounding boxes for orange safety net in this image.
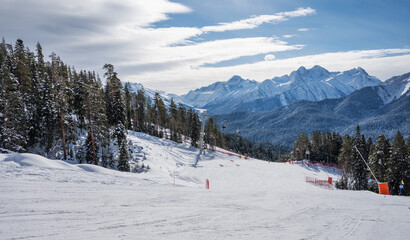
[378,182,389,195]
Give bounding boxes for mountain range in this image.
[213,72,410,146]
[126,66,409,147]
[180,65,381,114]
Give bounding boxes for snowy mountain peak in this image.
[125,82,186,107]
[181,65,383,114]
[290,65,331,82]
[227,75,244,83]
[296,66,307,73]
[377,72,410,103]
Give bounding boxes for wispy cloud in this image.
[297,28,311,32]
[5,1,403,95]
[282,34,296,39]
[201,7,316,32]
[131,48,410,93]
[264,54,276,61]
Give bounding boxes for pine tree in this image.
[83,72,107,165]
[369,134,390,183]
[386,131,408,195]
[351,125,368,190]
[124,82,132,130]
[205,116,216,149]
[153,92,166,131]
[118,141,131,172]
[0,39,26,151]
[169,98,179,142]
[293,132,310,160]
[49,52,71,160]
[178,104,187,139]
[84,130,99,164]
[189,110,200,148]
[337,134,353,189]
[311,130,322,161]
[135,88,146,132]
[103,64,124,126]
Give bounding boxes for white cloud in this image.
[264,54,276,61]
[131,48,410,94]
[122,37,301,69]
[282,34,296,39]
[297,28,310,32]
[8,1,402,96]
[201,7,315,32]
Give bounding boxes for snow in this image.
[401,82,410,96]
[1,132,410,239]
[181,65,382,114]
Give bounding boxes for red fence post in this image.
[206,179,209,189]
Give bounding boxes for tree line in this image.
[292,127,409,195]
[0,38,226,171]
[2,38,287,171]
[224,134,291,162]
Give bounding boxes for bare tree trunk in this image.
[60,111,67,160]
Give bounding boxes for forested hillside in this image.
[0,38,288,169]
[0,38,226,170]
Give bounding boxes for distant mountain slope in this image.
[125,82,187,107]
[182,65,381,114]
[214,72,410,146]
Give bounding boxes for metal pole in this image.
[354,145,379,183]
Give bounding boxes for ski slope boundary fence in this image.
[210,148,247,159]
[287,160,341,169]
[305,177,333,190]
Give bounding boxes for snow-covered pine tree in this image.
[0,38,7,148]
[124,82,132,130]
[178,104,187,138]
[189,109,200,148]
[135,88,145,132]
[0,39,26,152]
[84,130,99,164]
[26,49,39,147]
[114,121,130,171]
[369,134,390,183]
[73,70,87,128]
[153,92,166,134]
[386,131,408,195]
[338,134,353,189]
[204,117,217,149]
[103,64,124,126]
[13,39,32,149]
[351,125,368,190]
[82,72,107,165]
[118,141,130,172]
[169,98,179,142]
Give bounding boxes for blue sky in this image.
[0,0,409,93]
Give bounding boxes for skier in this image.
[399,180,404,195]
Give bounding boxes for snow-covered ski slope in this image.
[1,132,409,239]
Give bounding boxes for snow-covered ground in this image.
[1,132,409,239]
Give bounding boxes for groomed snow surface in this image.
[1,132,409,239]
